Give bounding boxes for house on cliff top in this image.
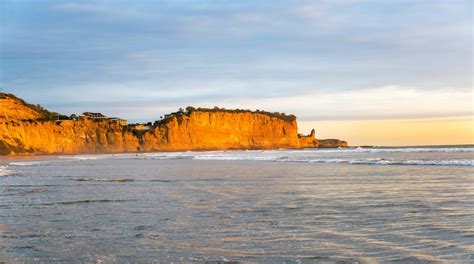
[82,112,107,119]
[80,112,127,126]
[128,123,152,132]
[109,117,128,126]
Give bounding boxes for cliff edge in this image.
[0,93,348,155]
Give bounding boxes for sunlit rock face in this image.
[0,118,140,155]
[0,94,46,120]
[0,93,347,155]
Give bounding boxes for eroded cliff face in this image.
[140,111,305,151]
[0,93,347,155]
[0,119,140,155]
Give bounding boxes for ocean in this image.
[1,146,473,262]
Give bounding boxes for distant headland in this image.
[0,93,347,155]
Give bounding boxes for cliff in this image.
[0,93,348,155]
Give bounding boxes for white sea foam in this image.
[312,147,474,153]
[0,165,11,176]
[347,158,473,166]
[143,153,195,160]
[45,147,474,167]
[193,156,474,166]
[193,155,277,161]
[137,152,474,166]
[9,161,44,166]
[62,155,103,160]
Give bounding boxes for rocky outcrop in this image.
[318,139,348,148]
[0,93,347,155]
[298,129,318,148]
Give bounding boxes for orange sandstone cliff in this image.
[0,93,347,155]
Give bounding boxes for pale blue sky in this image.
[0,0,472,122]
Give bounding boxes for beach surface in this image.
[1,147,473,262]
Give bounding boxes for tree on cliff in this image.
[186,106,196,113]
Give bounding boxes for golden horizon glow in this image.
[299,116,474,146]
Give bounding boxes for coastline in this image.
[0,146,352,158]
[2,144,473,158]
[0,93,347,155]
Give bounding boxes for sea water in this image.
[1,147,473,262]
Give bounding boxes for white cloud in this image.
[194,85,473,121]
[38,82,472,123]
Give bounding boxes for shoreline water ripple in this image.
[0,146,473,262]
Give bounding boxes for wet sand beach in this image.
[1,148,473,262]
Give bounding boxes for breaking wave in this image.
[139,152,474,166]
[315,147,474,153]
[59,155,102,160]
[0,166,11,176]
[9,161,44,167]
[317,158,473,166]
[194,156,472,166]
[4,147,472,168]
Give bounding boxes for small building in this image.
[109,117,128,126]
[82,112,107,119]
[128,123,152,131]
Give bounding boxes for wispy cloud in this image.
[51,2,142,17]
[192,85,473,121]
[1,0,472,123]
[42,84,472,123]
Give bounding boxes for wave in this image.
[9,161,44,167]
[38,199,130,206]
[57,199,130,205]
[62,148,474,167]
[59,155,103,160]
[143,153,472,166]
[98,147,474,159]
[142,153,196,160]
[196,157,473,166]
[6,147,471,168]
[70,177,134,182]
[326,158,473,166]
[0,166,11,176]
[144,147,474,156]
[135,153,474,166]
[193,155,278,161]
[290,147,474,154]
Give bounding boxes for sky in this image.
[0,0,472,146]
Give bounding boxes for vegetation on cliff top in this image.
[0,92,58,120]
[189,106,296,122]
[1,93,296,125]
[159,106,296,125]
